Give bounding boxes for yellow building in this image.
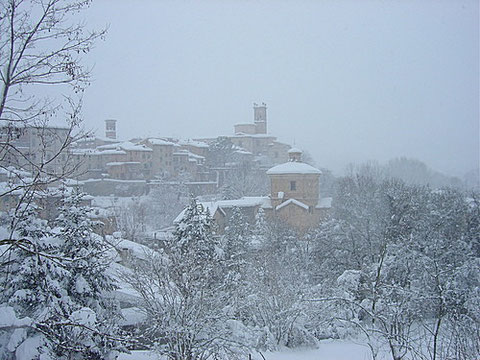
[266,148,330,230]
[175,148,331,233]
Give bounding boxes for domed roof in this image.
[266,161,322,175]
[288,147,302,154]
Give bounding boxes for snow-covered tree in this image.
[147,182,189,229]
[206,137,236,168]
[113,197,149,242]
[0,189,122,359]
[242,217,316,349]
[221,166,268,200]
[409,188,480,360]
[0,2,120,355]
[52,189,122,357]
[223,207,250,264]
[125,199,240,360]
[310,174,480,360]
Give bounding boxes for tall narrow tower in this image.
[105,119,117,139]
[253,102,267,134]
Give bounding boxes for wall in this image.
[270,173,320,208]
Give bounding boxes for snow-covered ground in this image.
[118,340,386,360]
[118,350,157,360]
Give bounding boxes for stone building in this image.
[233,103,267,135]
[230,103,290,164]
[141,138,175,178]
[266,148,330,230]
[178,139,209,158]
[175,148,331,233]
[198,103,291,168]
[99,142,153,179]
[71,141,153,180]
[0,124,72,176]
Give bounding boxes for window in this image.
[290,181,296,191]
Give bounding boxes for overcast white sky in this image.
[81,0,479,177]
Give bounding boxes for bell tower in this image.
[105,119,117,139]
[253,102,267,134]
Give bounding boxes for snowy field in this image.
[118,340,386,360]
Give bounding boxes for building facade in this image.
[0,124,72,176]
[176,149,331,233]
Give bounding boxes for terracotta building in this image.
[141,138,175,178]
[175,149,331,233]
[266,148,330,230]
[197,103,291,167]
[230,103,290,164]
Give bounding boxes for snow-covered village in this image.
[0,1,479,360]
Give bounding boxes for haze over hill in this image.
[81,0,478,178]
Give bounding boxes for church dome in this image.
[266,161,322,175]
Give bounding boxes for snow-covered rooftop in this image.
[216,196,272,209]
[147,138,175,146]
[0,167,31,178]
[174,196,272,223]
[99,149,127,155]
[97,141,152,152]
[235,149,253,155]
[76,135,119,143]
[173,149,205,163]
[266,161,322,175]
[173,151,189,156]
[106,161,141,167]
[288,147,302,154]
[0,121,70,130]
[276,198,309,211]
[178,139,209,148]
[71,148,127,156]
[62,178,85,186]
[232,133,276,139]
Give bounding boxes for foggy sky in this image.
[82,0,479,177]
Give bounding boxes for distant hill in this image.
[346,157,478,190]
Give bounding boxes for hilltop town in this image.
[1,1,477,358]
[1,104,332,237]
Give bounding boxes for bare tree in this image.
[221,165,268,200]
[0,2,122,356]
[114,197,149,241]
[0,0,105,198]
